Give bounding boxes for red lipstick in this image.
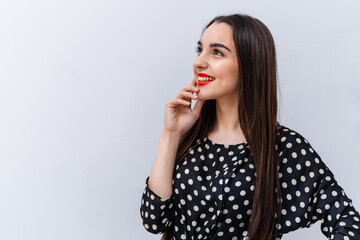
[198,73,215,78]
[197,73,216,86]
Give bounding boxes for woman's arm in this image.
[147,129,181,200]
[140,79,204,234]
[276,126,360,238]
[139,130,181,234]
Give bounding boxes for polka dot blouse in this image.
[140,125,360,239]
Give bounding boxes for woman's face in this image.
[193,22,239,101]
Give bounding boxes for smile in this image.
[198,76,215,81]
[197,73,216,86]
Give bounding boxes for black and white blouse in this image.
[140,125,360,239]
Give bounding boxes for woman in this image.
[140,14,360,239]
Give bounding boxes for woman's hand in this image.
[163,78,205,136]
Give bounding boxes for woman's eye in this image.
[195,46,202,54]
[213,49,223,56]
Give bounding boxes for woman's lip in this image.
[197,80,214,86]
[197,72,216,86]
[198,72,215,78]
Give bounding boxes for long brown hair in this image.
[162,14,281,240]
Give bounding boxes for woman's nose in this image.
[193,54,209,71]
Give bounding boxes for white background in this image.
[0,0,359,239]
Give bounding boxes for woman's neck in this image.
[207,97,247,144]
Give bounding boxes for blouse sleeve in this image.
[140,176,175,234]
[277,127,360,239]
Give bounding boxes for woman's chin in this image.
[197,93,215,101]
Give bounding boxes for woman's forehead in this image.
[200,22,234,47]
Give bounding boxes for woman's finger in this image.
[190,77,197,87]
[175,98,191,106]
[177,91,198,100]
[181,85,199,93]
[167,98,191,108]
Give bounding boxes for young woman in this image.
[140,14,360,239]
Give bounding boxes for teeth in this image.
[198,76,215,81]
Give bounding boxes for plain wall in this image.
[0,0,359,239]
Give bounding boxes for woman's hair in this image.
[162,13,281,240]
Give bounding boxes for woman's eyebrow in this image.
[197,41,231,52]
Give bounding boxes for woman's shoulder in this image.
[276,123,326,171]
[276,123,324,165]
[276,123,313,151]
